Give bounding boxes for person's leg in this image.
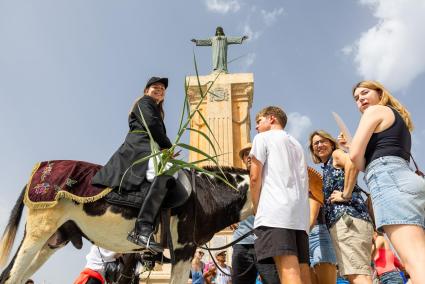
[255,227,308,284]
[330,215,373,284]
[300,263,312,284]
[232,244,258,284]
[127,175,175,253]
[296,230,312,284]
[346,274,372,284]
[310,267,318,284]
[312,224,337,284]
[384,224,425,283]
[256,256,280,284]
[308,226,319,284]
[273,255,302,284]
[313,263,337,284]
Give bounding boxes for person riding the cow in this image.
[92,76,175,253]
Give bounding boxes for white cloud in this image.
[261,7,284,26]
[286,112,313,142]
[243,24,261,41]
[205,0,241,14]
[349,0,425,91]
[341,45,353,56]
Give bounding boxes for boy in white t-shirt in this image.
[249,106,310,284]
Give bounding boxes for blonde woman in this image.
[349,80,425,283]
[308,130,373,284]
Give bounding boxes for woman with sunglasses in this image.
[308,130,373,283]
[190,250,206,284]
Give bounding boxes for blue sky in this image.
[1,0,425,282]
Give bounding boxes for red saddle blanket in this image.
[24,160,112,209]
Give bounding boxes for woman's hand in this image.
[229,223,239,231]
[337,132,350,151]
[329,190,351,203]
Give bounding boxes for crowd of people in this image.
[189,80,424,284]
[72,77,424,284]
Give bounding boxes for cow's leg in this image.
[2,233,47,284]
[4,208,63,284]
[20,243,63,281]
[168,215,197,284]
[170,259,192,284]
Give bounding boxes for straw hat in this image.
[238,142,252,160]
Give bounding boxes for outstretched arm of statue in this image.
[191,38,212,46]
[227,36,248,44]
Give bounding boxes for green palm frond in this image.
[120,52,236,191]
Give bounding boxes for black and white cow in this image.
[0,167,252,284]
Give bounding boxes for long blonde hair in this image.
[308,130,338,164]
[353,80,413,132]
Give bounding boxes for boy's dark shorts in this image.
[254,226,309,264]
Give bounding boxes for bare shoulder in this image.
[365,105,394,132]
[332,149,347,168]
[364,105,395,118]
[333,148,347,158]
[363,104,388,116]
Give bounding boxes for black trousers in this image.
[231,244,280,284]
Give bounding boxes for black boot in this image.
[127,175,175,253]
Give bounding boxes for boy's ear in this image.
[269,115,276,124]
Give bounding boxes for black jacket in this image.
[92,95,172,191]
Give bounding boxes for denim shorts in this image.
[364,156,425,232]
[308,224,337,267]
[378,270,404,284]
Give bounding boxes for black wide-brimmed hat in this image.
[145,77,168,89]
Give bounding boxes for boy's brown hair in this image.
[256,106,287,128]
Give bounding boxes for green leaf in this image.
[176,143,216,160]
[175,143,225,179]
[119,53,238,193]
[118,151,163,192]
[185,127,219,158]
[194,110,221,153]
[164,159,237,190]
[177,80,190,137]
